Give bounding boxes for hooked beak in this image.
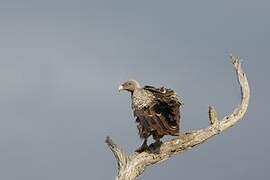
[118,85,124,92]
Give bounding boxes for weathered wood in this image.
[106,55,250,180]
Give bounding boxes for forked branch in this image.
[106,55,250,180]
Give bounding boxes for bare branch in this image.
[106,55,250,180]
[105,136,127,171]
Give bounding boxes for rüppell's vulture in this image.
[119,80,183,152]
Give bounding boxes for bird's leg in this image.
[135,139,148,153]
[149,139,162,149]
[149,134,163,152]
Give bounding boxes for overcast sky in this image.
[0,0,269,179]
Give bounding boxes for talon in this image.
[135,145,148,153]
[135,139,148,153]
[149,140,163,153]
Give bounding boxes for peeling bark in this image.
[106,55,250,180]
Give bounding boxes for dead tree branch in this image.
[106,55,250,180]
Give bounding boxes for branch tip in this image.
[230,54,242,69]
[105,136,114,147]
[208,106,218,125]
[105,136,126,170]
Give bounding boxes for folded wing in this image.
[142,86,182,136]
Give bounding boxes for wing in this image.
[143,86,183,136]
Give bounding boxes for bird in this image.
[118,79,183,152]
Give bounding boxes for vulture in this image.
[119,79,183,152]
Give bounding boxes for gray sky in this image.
[0,0,269,179]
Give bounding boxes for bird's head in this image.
[118,79,141,93]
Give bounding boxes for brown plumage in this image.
[119,79,183,152]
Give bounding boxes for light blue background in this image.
[0,1,268,179]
